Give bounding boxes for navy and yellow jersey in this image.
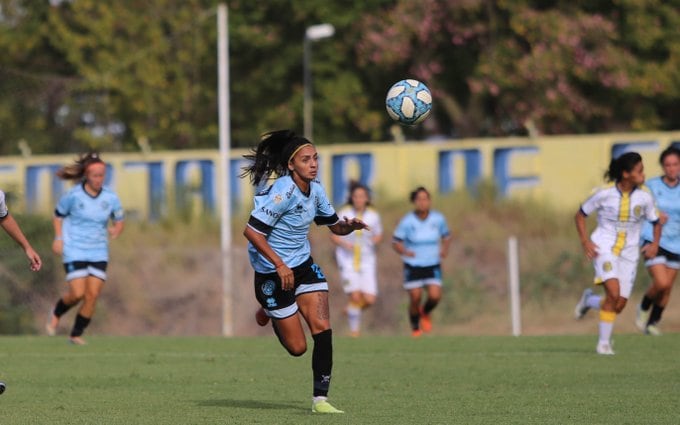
[580,183,659,261]
[393,209,450,267]
[0,190,8,219]
[247,175,339,273]
[55,183,124,263]
[641,176,680,255]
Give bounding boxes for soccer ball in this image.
[385,79,432,125]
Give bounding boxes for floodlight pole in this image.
[303,23,335,140]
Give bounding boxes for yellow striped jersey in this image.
[580,183,659,261]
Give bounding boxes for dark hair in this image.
[659,145,680,165]
[56,152,104,181]
[409,186,430,202]
[604,152,642,182]
[240,130,313,186]
[346,180,371,206]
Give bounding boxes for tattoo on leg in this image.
[317,293,329,320]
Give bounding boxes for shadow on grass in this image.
[197,398,304,411]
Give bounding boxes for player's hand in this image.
[581,240,598,260]
[343,216,369,231]
[277,264,294,291]
[404,250,416,258]
[641,242,659,260]
[108,226,122,239]
[25,248,42,272]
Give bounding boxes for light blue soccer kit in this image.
[393,210,450,289]
[55,183,124,280]
[247,175,339,319]
[641,176,680,268]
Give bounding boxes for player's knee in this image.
[284,341,307,357]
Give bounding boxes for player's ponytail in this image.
[241,130,312,186]
[604,152,641,182]
[56,152,104,181]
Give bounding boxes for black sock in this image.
[423,299,438,315]
[640,295,654,311]
[70,314,91,337]
[53,299,73,318]
[409,312,420,330]
[312,329,333,398]
[648,304,665,326]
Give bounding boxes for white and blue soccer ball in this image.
[385,79,432,125]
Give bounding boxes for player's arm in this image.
[243,222,294,290]
[329,216,369,236]
[575,208,597,259]
[108,219,125,239]
[0,213,42,271]
[52,215,65,256]
[440,233,452,259]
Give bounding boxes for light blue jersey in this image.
[393,210,450,267]
[246,175,338,273]
[642,176,680,254]
[55,183,124,263]
[0,190,8,219]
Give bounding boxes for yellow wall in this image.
[0,131,678,220]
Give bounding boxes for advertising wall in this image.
[0,131,678,220]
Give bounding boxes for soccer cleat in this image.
[312,399,344,414]
[69,336,87,346]
[419,308,432,333]
[635,307,651,332]
[574,288,593,319]
[0,381,5,395]
[411,329,423,338]
[255,308,270,327]
[45,312,58,336]
[596,342,615,355]
[645,324,662,336]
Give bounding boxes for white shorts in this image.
[592,253,637,299]
[338,263,378,296]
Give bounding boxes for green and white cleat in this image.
[646,324,662,336]
[312,398,344,414]
[635,307,650,332]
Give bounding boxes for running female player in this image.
[241,130,367,414]
[46,152,125,345]
[573,152,660,355]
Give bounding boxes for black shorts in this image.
[403,263,442,290]
[253,257,328,320]
[63,261,108,282]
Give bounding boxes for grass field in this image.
[1,334,679,424]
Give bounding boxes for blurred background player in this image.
[573,152,660,355]
[0,189,42,272]
[46,152,125,345]
[330,181,383,337]
[635,146,680,336]
[241,130,367,414]
[392,187,451,337]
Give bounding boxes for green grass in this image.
[1,334,678,424]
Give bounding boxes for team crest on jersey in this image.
[273,194,283,204]
[261,280,276,296]
[603,261,613,272]
[633,205,642,217]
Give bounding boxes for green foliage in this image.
[2,0,678,154]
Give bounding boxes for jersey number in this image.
[311,263,325,279]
